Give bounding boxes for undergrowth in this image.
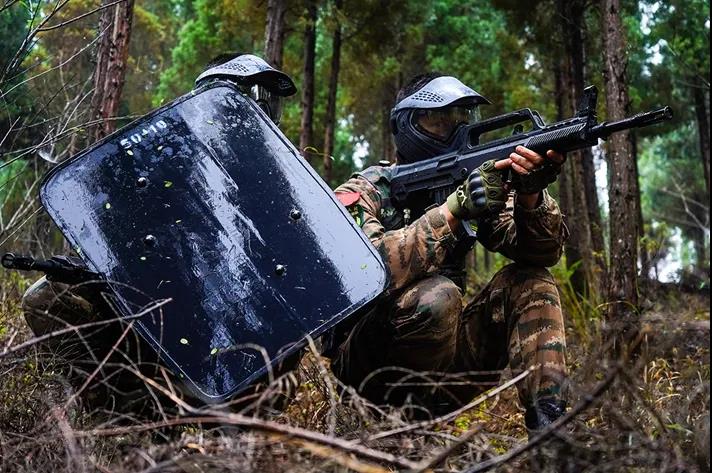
[0,267,709,472]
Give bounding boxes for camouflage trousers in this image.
[331,263,567,410]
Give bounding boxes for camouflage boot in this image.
[525,397,567,433]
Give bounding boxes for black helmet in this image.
[195,53,297,125]
[390,75,490,164]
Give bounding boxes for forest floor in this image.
[0,271,709,473]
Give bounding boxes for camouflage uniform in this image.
[330,164,569,410]
[22,277,105,359]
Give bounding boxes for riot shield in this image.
[40,82,387,402]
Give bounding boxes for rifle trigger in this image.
[462,219,477,239]
[504,168,513,191]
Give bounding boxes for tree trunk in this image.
[382,103,393,163]
[693,86,710,197]
[555,57,585,293]
[601,0,639,335]
[264,0,287,69]
[90,0,135,143]
[483,247,491,272]
[299,0,317,162]
[632,132,650,283]
[560,0,605,298]
[323,0,343,185]
[380,74,401,163]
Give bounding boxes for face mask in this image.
[249,84,283,125]
[412,105,480,142]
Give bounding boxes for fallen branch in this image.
[413,424,484,473]
[460,361,622,473]
[367,369,530,442]
[75,414,419,470]
[0,298,169,358]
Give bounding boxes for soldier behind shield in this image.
[329,73,570,433]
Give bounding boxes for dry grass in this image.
[0,271,709,473]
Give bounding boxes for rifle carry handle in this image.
[469,108,546,146]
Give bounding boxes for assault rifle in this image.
[389,85,672,206]
[1,253,100,285]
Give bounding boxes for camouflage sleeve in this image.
[476,190,568,267]
[335,177,459,294]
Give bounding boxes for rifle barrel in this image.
[592,106,673,138]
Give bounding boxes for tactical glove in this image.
[513,161,562,195]
[446,160,507,220]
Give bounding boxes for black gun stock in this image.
[390,85,673,206]
[1,252,100,285]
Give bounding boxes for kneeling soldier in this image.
[329,73,569,432]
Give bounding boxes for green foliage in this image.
[550,258,602,345]
[0,1,31,84]
[0,0,708,282]
[0,2,32,135]
[639,125,708,268]
[155,0,265,105]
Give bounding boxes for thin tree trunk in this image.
[483,248,490,272]
[90,0,135,143]
[633,132,650,282]
[380,74,401,163]
[561,0,605,298]
[382,104,393,163]
[555,57,585,293]
[691,228,708,278]
[299,0,317,162]
[264,0,287,69]
[693,86,710,197]
[323,0,343,185]
[601,0,639,335]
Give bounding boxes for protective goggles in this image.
[249,85,283,125]
[412,105,480,142]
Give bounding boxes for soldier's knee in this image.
[22,277,56,335]
[394,275,462,338]
[422,276,463,321]
[21,277,94,335]
[22,277,56,312]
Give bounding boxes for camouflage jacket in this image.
[334,165,568,294]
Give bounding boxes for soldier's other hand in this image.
[446,159,508,220]
[509,146,565,195]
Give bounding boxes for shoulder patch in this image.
[335,191,361,207]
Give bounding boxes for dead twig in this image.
[412,424,484,473]
[367,369,531,442]
[75,414,420,470]
[270,433,392,473]
[461,361,622,473]
[37,0,127,32]
[0,298,169,358]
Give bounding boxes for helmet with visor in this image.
[195,54,297,125]
[391,75,490,164]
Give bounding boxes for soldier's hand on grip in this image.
[446,160,507,220]
[510,148,565,195]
